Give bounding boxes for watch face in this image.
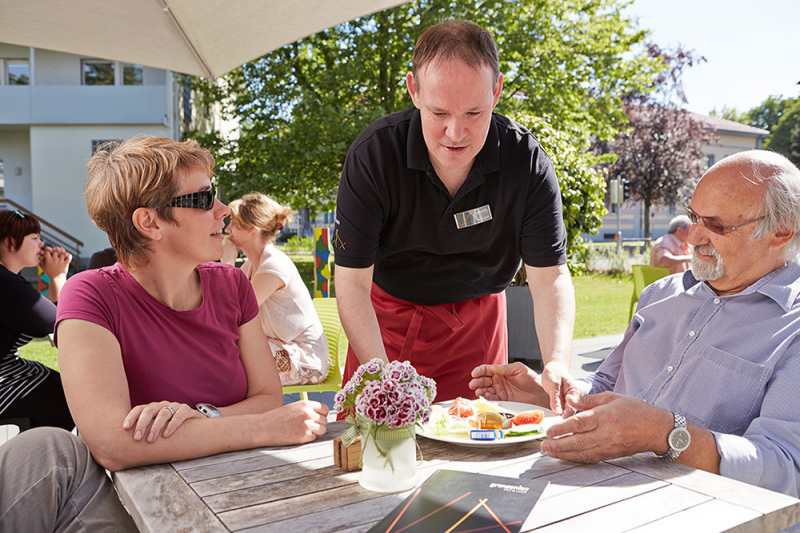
[669,427,691,451]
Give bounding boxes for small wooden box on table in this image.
[333,434,361,471]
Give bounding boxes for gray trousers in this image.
[0,427,138,533]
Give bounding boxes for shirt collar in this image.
[683,261,800,313]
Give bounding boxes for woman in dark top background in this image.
[0,209,73,431]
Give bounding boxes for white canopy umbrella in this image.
[0,0,409,79]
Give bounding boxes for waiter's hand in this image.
[541,360,581,417]
[469,362,550,407]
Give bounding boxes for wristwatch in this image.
[196,403,222,418]
[664,412,691,461]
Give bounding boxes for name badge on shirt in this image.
[454,205,492,229]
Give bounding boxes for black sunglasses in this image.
[170,185,216,210]
[3,209,26,233]
[685,206,763,236]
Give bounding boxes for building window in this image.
[1,59,30,85]
[707,154,716,168]
[83,60,115,85]
[123,63,143,86]
[6,60,29,85]
[0,160,4,197]
[82,60,144,86]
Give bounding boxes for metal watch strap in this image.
[196,403,222,418]
[664,412,690,461]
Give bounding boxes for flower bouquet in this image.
[335,358,437,492]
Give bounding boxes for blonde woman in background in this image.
[225,193,331,385]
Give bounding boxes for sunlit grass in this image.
[572,271,632,338]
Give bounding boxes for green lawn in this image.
[19,337,58,370]
[572,271,632,338]
[18,262,632,371]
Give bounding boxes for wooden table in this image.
[114,421,800,532]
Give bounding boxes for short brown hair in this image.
[85,136,215,268]
[0,209,41,251]
[229,193,292,243]
[412,19,500,88]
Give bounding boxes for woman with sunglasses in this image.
[0,209,74,431]
[54,136,328,472]
[225,193,331,385]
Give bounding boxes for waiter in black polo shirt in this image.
[333,19,578,413]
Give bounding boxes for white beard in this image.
[692,244,724,280]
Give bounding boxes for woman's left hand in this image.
[122,402,203,443]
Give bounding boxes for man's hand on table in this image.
[540,391,673,462]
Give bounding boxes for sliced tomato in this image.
[511,409,544,426]
[447,397,476,418]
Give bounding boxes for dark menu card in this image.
[368,469,549,533]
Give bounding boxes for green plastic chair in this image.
[628,265,670,321]
[282,297,349,400]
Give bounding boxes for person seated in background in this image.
[649,215,692,274]
[0,209,74,431]
[55,136,328,472]
[224,193,331,385]
[87,246,117,270]
[471,150,800,498]
[0,427,137,532]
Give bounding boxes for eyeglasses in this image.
[169,185,216,210]
[685,206,763,236]
[3,209,26,233]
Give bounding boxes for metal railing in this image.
[1,198,83,272]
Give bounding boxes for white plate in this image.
[417,401,561,448]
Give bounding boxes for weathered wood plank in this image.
[526,484,711,533]
[171,421,347,473]
[607,455,800,517]
[236,490,420,533]
[204,466,360,513]
[627,498,769,533]
[114,464,226,533]
[182,449,334,488]
[522,472,667,530]
[191,457,337,497]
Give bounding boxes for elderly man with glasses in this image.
[470,149,800,499]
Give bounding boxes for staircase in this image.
[1,198,83,273]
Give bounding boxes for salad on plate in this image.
[419,397,557,446]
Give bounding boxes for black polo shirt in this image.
[334,107,566,305]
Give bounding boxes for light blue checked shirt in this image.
[579,262,800,497]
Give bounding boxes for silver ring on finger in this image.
[163,405,175,417]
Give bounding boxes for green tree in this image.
[187,0,661,264]
[709,105,742,122]
[513,114,608,274]
[744,95,797,133]
[764,98,800,165]
[598,45,718,239]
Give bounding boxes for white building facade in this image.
[0,43,184,264]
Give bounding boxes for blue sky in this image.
[625,0,800,116]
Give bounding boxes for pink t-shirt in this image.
[56,262,258,408]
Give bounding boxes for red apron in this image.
[341,284,508,404]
